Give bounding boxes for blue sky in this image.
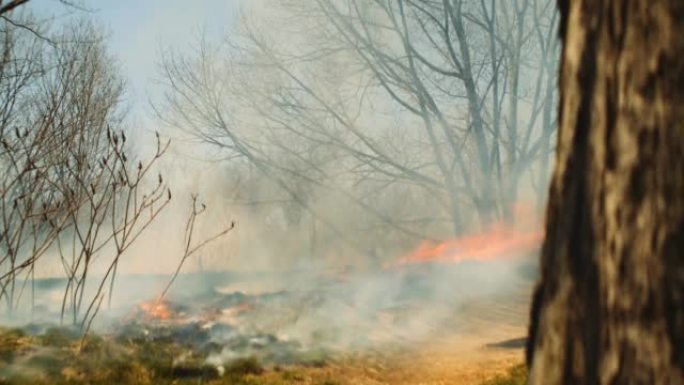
[28,0,242,127]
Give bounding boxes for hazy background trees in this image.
[158,0,560,264]
[0,0,562,323]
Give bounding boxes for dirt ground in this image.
[266,283,531,385]
[251,328,525,385]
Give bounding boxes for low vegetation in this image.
[0,327,331,384]
[0,327,527,385]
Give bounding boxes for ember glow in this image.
[139,299,173,321]
[394,224,543,267]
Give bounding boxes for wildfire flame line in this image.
[393,225,543,267]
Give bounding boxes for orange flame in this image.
[139,300,172,320]
[396,228,542,266]
[394,211,544,267]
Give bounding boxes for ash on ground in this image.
[112,260,533,370]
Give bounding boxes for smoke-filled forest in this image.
[0,1,681,385]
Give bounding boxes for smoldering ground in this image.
[2,246,536,370]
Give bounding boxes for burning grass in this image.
[394,226,542,267]
[0,315,344,384]
[0,232,537,385]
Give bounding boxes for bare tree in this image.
[158,0,559,263]
[306,0,559,226]
[0,1,30,16]
[157,194,235,304]
[0,15,70,314]
[57,128,171,330]
[0,16,174,331]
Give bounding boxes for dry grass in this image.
[479,364,527,385]
[0,322,527,385]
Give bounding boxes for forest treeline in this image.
[157,0,560,259]
[0,0,560,324]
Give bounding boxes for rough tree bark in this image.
[527,1,684,385]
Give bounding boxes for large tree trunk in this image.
[526,1,684,385]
